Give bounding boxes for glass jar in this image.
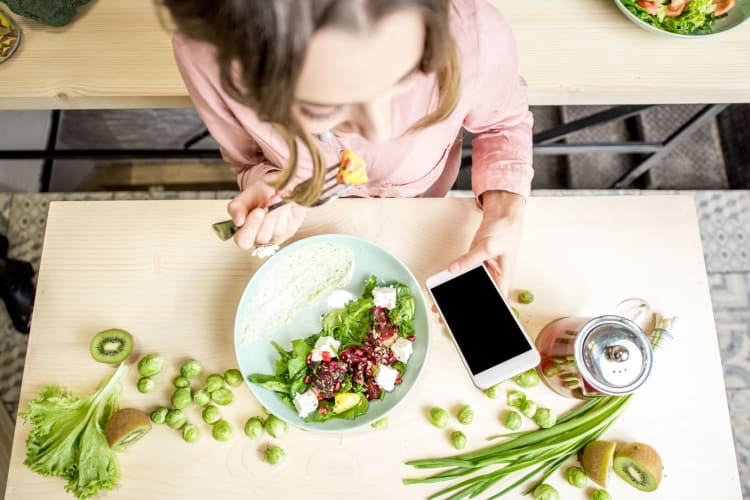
[535,300,653,399]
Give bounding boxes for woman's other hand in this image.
[448,190,525,296]
[227,180,308,249]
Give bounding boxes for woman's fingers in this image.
[448,237,505,274]
[233,208,266,249]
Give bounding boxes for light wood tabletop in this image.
[0,0,748,109]
[4,196,742,499]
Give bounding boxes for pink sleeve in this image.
[463,2,534,200]
[172,33,279,190]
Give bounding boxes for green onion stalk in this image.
[403,314,676,500]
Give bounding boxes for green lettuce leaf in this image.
[20,363,127,499]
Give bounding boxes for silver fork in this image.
[211,163,352,241]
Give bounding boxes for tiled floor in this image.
[0,190,748,497]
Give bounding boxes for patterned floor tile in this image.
[0,193,10,235]
[695,191,750,273]
[727,389,750,499]
[711,273,750,391]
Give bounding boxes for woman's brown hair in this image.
[158,0,460,205]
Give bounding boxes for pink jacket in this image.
[172,0,533,200]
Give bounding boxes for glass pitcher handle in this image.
[614,297,650,325]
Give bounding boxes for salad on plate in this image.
[619,0,736,34]
[248,275,416,422]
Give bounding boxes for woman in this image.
[161,0,533,294]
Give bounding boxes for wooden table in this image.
[0,0,748,109]
[4,196,742,498]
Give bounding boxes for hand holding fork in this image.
[212,162,354,242]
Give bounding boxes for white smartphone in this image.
[426,263,540,389]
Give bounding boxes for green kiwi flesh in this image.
[105,408,152,451]
[90,328,133,364]
[613,442,662,492]
[581,440,617,487]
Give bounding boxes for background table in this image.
[4,196,742,498]
[0,0,748,108]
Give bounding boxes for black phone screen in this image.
[430,266,533,375]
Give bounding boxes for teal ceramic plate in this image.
[614,0,750,38]
[233,234,429,432]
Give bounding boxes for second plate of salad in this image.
[234,234,429,432]
[615,0,750,37]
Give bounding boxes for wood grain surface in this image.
[0,0,747,108]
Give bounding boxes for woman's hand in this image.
[227,180,308,249]
[448,190,525,296]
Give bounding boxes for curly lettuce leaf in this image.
[388,283,416,337]
[19,363,127,499]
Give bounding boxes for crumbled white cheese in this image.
[391,337,413,363]
[293,390,319,418]
[251,244,280,258]
[372,286,397,309]
[311,336,340,362]
[375,364,399,392]
[327,289,355,309]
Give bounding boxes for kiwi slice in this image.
[105,408,152,451]
[580,440,617,487]
[613,442,663,492]
[90,328,133,364]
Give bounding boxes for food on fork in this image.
[336,149,368,185]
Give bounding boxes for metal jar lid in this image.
[573,315,653,396]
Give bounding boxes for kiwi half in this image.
[105,408,152,451]
[613,442,663,492]
[580,440,617,487]
[90,328,133,364]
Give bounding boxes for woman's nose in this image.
[356,100,392,144]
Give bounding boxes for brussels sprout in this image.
[532,483,559,500]
[244,416,264,439]
[450,430,467,450]
[514,369,540,388]
[456,405,474,425]
[173,375,190,388]
[204,374,224,393]
[137,377,155,394]
[211,387,234,406]
[485,383,502,399]
[565,466,587,488]
[137,354,164,377]
[212,419,232,441]
[150,407,169,424]
[224,368,243,387]
[265,445,286,465]
[533,407,556,429]
[511,306,520,318]
[590,490,611,500]
[264,414,287,439]
[507,390,526,407]
[182,424,200,443]
[428,407,449,428]
[202,405,221,425]
[180,359,202,379]
[165,409,187,429]
[517,289,535,304]
[503,410,522,431]
[371,417,388,430]
[193,388,211,407]
[520,400,537,419]
[171,388,192,410]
